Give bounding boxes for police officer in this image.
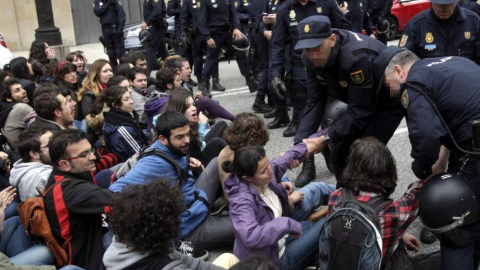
[365,0,392,44]
[375,46,480,270]
[290,16,403,187]
[268,0,350,140]
[238,0,261,84]
[337,0,376,36]
[94,0,126,70]
[197,0,258,94]
[399,0,480,63]
[142,0,169,72]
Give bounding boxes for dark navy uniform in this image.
[144,0,169,70]
[337,0,375,34]
[399,7,480,63]
[398,56,480,269]
[365,0,392,43]
[167,0,182,51]
[236,0,251,34]
[269,0,350,135]
[297,29,403,179]
[94,0,126,69]
[459,0,480,17]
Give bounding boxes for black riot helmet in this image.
[139,29,152,47]
[419,173,480,233]
[376,18,390,34]
[321,99,348,129]
[232,33,250,51]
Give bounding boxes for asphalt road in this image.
[197,38,440,264]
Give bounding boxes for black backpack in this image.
[319,188,392,270]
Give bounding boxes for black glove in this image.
[412,160,432,180]
[271,76,287,101]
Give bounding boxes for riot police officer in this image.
[399,0,480,63]
[290,16,403,187]
[375,46,480,270]
[142,0,169,72]
[197,0,258,94]
[337,0,376,36]
[365,0,392,44]
[94,0,126,70]
[268,0,350,139]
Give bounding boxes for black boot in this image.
[264,107,277,119]
[188,77,198,86]
[201,78,212,98]
[420,227,437,244]
[252,95,272,113]
[283,114,299,137]
[212,77,226,92]
[295,156,316,188]
[267,107,290,129]
[197,77,205,92]
[246,76,258,93]
[322,146,334,173]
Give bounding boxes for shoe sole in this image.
[198,250,209,261]
[307,206,328,222]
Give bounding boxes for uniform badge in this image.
[466,32,471,39]
[197,1,201,7]
[193,0,196,4]
[317,7,322,13]
[154,0,159,2]
[275,0,278,5]
[339,80,348,87]
[399,35,408,47]
[359,2,362,7]
[304,24,310,33]
[350,70,364,84]
[212,0,215,3]
[244,0,248,3]
[425,32,434,43]
[289,10,296,20]
[235,2,238,6]
[100,2,103,6]
[477,0,480,5]
[401,90,409,109]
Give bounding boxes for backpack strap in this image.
[139,148,187,187]
[368,195,393,214]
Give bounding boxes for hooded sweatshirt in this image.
[9,160,52,201]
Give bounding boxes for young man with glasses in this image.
[43,129,112,269]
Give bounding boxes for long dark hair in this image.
[5,57,32,80]
[89,85,129,116]
[340,137,397,196]
[28,40,49,64]
[222,145,266,179]
[54,61,77,84]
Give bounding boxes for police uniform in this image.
[399,6,480,63]
[459,0,480,17]
[393,55,480,269]
[236,0,251,34]
[197,0,256,92]
[365,0,392,44]
[144,0,169,71]
[167,0,182,51]
[94,0,126,69]
[337,0,376,34]
[269,0,350,136]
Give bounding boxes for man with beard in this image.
[9,127,53,201]
[127,67,148,125]
[110,112,234,260]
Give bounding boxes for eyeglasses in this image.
[64,150,94,161]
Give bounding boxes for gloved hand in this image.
[271,76,287,101]
[180,31,190,47]
[412,160,432,180]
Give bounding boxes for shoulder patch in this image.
[401,90,409,109]
[339,80,348,87]
[350,70,364,84]
[399,35,408,47]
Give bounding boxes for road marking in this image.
[394,127,408,135]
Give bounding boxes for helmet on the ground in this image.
[232,33,250,51]
[419,173,480,233]
[376,18,390,34]
[321,99,348,129]
[139,29,152,47]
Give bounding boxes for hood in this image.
[10,160,52,187]
[224,173,245,199]
[144,96,169,116]
[103,237,149,270]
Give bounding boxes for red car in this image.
[387,0,431,40]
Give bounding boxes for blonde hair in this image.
[78,59,110,101]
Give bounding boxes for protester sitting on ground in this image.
[229,254,276,270]
[28,41,56,84]
[78,59,113,119]
[3,57,36,105]
[65,50,88,86]
[127,67,148,125]
[326,137,437,268]
[54,61,80,120]
[0,78,33,149]
[44,129,113,269]
[9,127,52,201]
[223,144,335,269]
[104,180,239,270]
[90,85,146,162]
[110,112,235,258]
[163,88,228,167]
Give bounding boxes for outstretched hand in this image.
[304,136,327,159]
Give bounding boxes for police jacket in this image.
[269,0,350,77]
[295,30,386,143]
[93,0,126,28]
[144,0,167,26]
[179,0,202,33]
[400,56,480,179]
[259,0,286,32]
[365,0,392,18]
[167,0,182,30]
[400,7,480,63]
[338,0,376,34]
[236,0,251,23]
[459,0,480,17]
[197,0,240,39]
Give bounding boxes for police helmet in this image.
[232,33,250,51]
[376,18,390,34]
[139,29,152,47]
[321,99,348,129]
[419,173,480,233]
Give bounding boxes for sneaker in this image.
[175,240,209,260]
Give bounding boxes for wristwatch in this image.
[323,133,333,148]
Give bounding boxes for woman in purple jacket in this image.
[223,144,335,270]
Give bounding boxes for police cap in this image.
[431,0,456,5]
[295,16,332,50]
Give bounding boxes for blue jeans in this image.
[291,182,336,221]
[10,244,54,265]
[280,218,326,270]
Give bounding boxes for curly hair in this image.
[340,137,397,196]
[224,112,269,151]
[108,180,185,254]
